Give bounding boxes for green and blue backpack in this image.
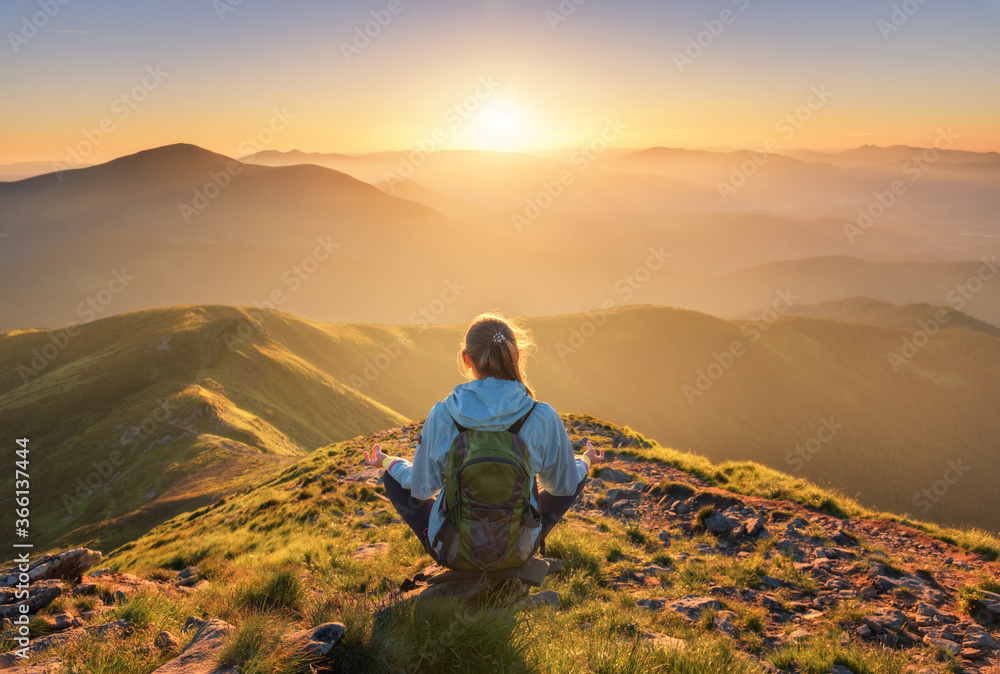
[433,401,542,572]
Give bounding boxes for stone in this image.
[0,549,102,588]
[965,628,1000,650]
[155,630,180,650]
[923,635,961,655]
[522,590,562,611]
[703,511,734,535]
[350,543,389,560]
[775,540,802,559]
[643,564,670,576]
[665,595,722,622]
[283,622,346,658]
[72,583,97,596]
[151,618,236,673]
[177,566,198,581]
[636,598,666,611]
[40,612,81,633]
[0,579,63,620]
[658,530,672,543]
[760,575,786,589]
[540,557,563,574]
[862,609,909,634]
[714,610,738,636]
[2,657,63,672]
[605,488,641,506]
[595,467,632,483]
[788,629,810,642]
[641,630,686,650]
[828,665,854,674]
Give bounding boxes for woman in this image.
[363,313,603,564]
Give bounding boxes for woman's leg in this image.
[382,472,436,557]
[537,476,587,538]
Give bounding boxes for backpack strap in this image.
[506,401,538,435]
[452,417,469,433]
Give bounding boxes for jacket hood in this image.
[443,377,535,431]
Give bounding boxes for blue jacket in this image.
[386,377,588,551]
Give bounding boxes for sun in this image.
[455,98,539,152]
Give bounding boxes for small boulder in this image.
[703,512,734,535]
[664,595,721,622]
[151,618,236,673]
[595,467,632,483]
[523,590,562,611]
[283,622,346,658]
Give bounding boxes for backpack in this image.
[433,401,542,572]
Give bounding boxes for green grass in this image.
[216,612,310,674]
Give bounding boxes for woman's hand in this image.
[364,443,388,467]
[584,440,605,465]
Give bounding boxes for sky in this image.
[1,0,999,164]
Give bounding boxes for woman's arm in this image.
[532,404,604,495]
[361,402,450,500]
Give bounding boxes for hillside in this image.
[2,302,998,556]
[3,417,999,672]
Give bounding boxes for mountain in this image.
[2,144,997,333]
[773,296,1000,338]
[6,415,999,672]
[3,302,998,555]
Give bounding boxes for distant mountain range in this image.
[1,143,997,331]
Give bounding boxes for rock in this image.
[540,557,563,574]
[775,540,802,559]
[155,630,180,650]
[743,517,766,538]
[522,590,562,611]
[832,527,857,546]
[2,657,63,672]
[283,622,346,658]
[177,566,198,581]
[714,610,738,636]
[636,598,666,611]
[0,629,78,668]
[788,629,810,642]
[72,583,97,596]
[151,618,236,673]
[0,549,102,588]
[858,625,873,638]
[964,628,1000,650]
[862,609,909,634]
[350,543,389,560]
[79,605,115,622]
[658,530,672,543]
[605,488,641,506]
[594,467,632,483]
[664,595,721,622]
[641,630,686,650]
[643,564,670,577]
[40,612,81,633]
[0,579,62,620]
[923,635,961,655]
[703,511,734,535]
[760,575,786,589]
[828,665,854,674]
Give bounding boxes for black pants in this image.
[382,472,586,559]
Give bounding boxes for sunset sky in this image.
[2,0,999,164]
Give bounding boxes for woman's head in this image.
[459,313,536,397]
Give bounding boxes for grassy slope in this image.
[0,305,408,551]
[53,415,996,674]
[2,300,997,555]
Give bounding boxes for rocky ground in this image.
[3,417,1000,673]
